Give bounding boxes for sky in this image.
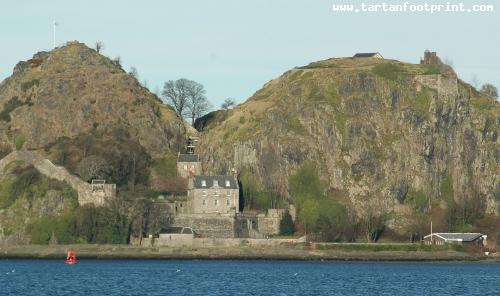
[1,0,499,107]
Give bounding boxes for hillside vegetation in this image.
[0,44,498,244]
[197,56,499,242]
[0,42,189,244]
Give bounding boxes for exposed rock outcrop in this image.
[197,56,499,234]
[0,41,187,157]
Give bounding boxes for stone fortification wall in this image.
[414,74,458,97]
[256,209,285,236]
[0,151,114,206]
[130,235,306,248]
[173,214,236,238]
[236,209,284,238]
[132,236,306,248]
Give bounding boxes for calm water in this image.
[0,260,499,295]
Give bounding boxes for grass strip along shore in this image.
[1,243,497,262]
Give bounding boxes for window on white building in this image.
[202,190,207,196]
[183,165,187,170]
[225,180,230,187]
[226,199,230,206]
[226,190,231,196]
[201,180,206,187]
[215,199,218,206]
[213,180,219,187]
[203,199,206,206]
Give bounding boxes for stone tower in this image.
[176,136,202,179]
[420,50,442,65]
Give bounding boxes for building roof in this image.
[424,233,485,242]
[193,175,238,189]
[353,52,382,58]
[178,154,199,163]
[159,226,194,234]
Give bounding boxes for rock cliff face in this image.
[197,57,499,233]
[0,41,187,157]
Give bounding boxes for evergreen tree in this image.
[279,211,294,236]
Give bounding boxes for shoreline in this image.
[1,244,498,262]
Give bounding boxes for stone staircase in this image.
[0,151,114,206]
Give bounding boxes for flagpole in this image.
[53,21,57,48]
[430,220,433,244]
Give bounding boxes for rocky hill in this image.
[1,43,498,243]
[0,41,188,158]
[0,42,189,244]
[197,55,499,238]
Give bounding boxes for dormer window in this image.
[201,180,206,187]
[213,180,219,187]
[225,180,230,187]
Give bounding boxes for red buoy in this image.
[65,250,77,265]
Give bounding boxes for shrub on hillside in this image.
[14,134,26,150]
[46,132,152,187]
[150,176,187,195]
[0,166,46,209]
[0,96,25,122]
[75,205,129,244]
[279,211,294,236]
[29,214,76,244]
[288,161,355,241]
[372,63,405,81]
[153,154,177,177]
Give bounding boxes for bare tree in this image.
[129,67,139,79]
[77,155,111,182]
[360,198,390,242]
[95,41,104,53]
[480,83,498,98]
[112,56,122,67]
[185,81,211,125]
[221,98,236,110]
[161,79,191,116]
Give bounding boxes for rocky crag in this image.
[0,41,188,157]
[0,43,498,243]
[0,42,190,244]
[197,55,499,236]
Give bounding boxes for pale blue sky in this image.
[1,0,499,107]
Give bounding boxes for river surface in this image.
[0,260,499,295]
